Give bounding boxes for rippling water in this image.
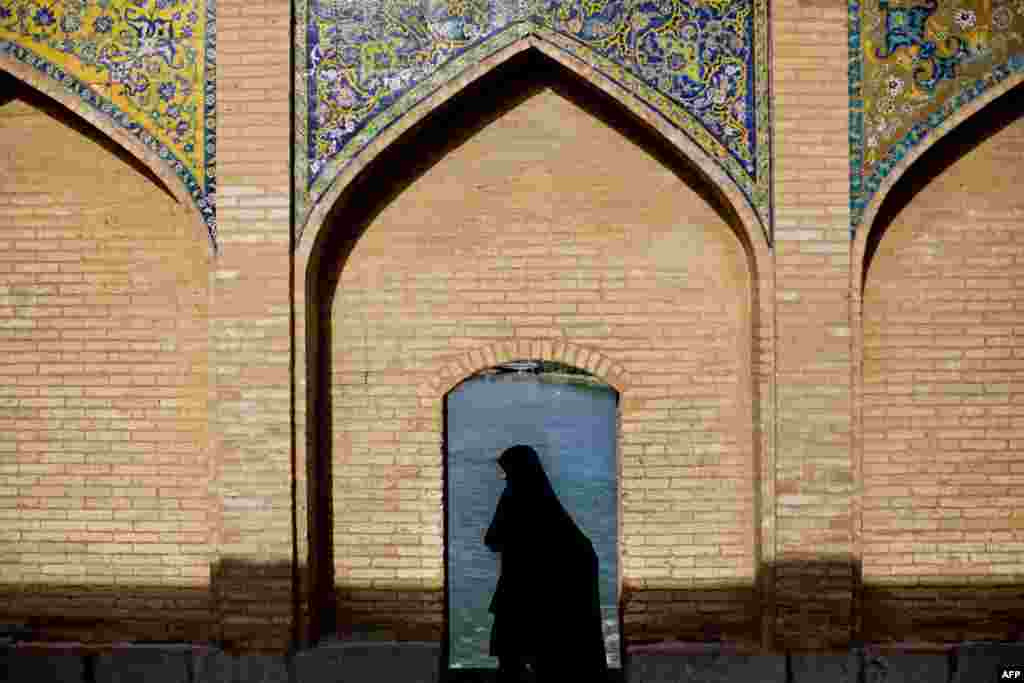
[446,373,620,669]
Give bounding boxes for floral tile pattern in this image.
[0,0,216,245]
[849,0,1024,237]
[296,0,772,244]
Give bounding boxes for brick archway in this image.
[848,77,1024,642]
[295,42,776,648]
[0,66,215,643]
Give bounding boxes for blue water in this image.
[445,372,620,669]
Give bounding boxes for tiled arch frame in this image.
[0,53,218,256]
[848,70,1024,623]
[294,32,777,647]
[297,31,769,252]
[851,69,1024,281]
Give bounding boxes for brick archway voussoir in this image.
[421,339,629,400]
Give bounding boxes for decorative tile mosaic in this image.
[0,0,216,245]
[849,0,1024,238]
[296,0,772,244]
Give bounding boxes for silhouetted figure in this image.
[484,445,608,682]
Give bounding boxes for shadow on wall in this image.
[322,557,1023,653]
[0,559,294,653]
[0,69,16,106]
[1,557,1022,652]
[769,558,1022,649]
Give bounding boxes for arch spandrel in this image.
[295,0,773,247]
[848,0,1024,241]
[0,0,217,251]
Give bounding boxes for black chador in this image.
[484,444,608,681]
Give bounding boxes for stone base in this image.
[2,641,1022,682]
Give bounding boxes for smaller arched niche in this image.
[443,361,621,671]
[854,79,1024,643]
[0,65,212,642]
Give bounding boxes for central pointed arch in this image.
[293,40,776,648]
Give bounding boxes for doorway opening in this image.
[442,360,622,674]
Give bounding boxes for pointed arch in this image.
[849,76,1024,632]
[294,39,776,646]
[0,52,217,256]
[297,33,771,257]
[0,58,214,643]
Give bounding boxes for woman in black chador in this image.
[484,444,608,682]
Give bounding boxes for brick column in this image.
[212,0,295,652]
[771,0,857,649]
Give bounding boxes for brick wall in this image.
[860,95,1024,642]
[319,60,762,644]
[2,6,1022,653]
[0,81,213,641]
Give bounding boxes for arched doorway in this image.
[443,360,621,671]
